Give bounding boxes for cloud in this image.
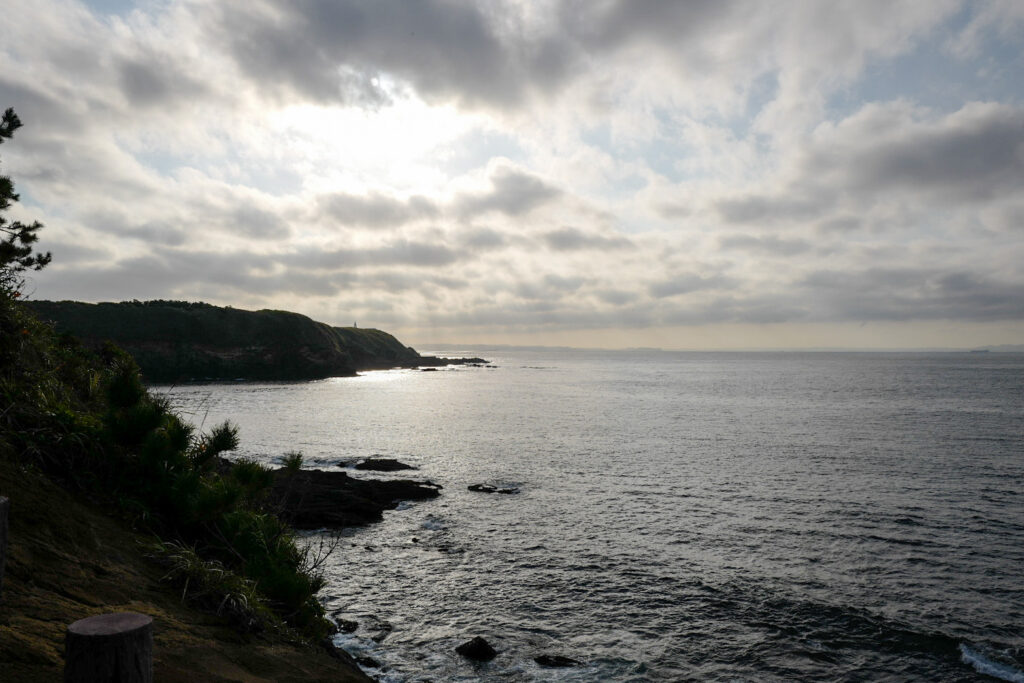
[317,191,439,229]
[454,164,563,218]
[648,274,731,299]
[718,234,812,255]
[716,101,1024,231]
[459,227,507,250]
[800,268,1024,321]
[291,239,461,270]
[206,0,571,108]
[542,227,632,251]
[806,102,1024,203]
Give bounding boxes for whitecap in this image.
[960,643,1024,683]
[421,516,446,530]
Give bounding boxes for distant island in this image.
[26,300,486,383]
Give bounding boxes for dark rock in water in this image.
[335,618,359,634]
[468,483,520,495]
[456,636,497,662]
[354,458,416,472]
[269,466,441,529]
[355,655,381,668]
[420,367,438,372]
[414,356,488,368]
[535,654,582,668]
[370,620,393,643]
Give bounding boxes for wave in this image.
[960,644,1024,682]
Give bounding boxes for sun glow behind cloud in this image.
[3,0,1024,349]
[273,96,478,195]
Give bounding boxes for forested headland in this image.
[25,299,485,383]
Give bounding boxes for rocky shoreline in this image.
[270,461,587,676]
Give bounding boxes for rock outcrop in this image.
[468,484,520,495]
[353,459,416,472]
[272,468,441,529]
[455,636,497,662]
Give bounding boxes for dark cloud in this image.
[460,227,506,250]
[816,216,862,233]
[85,210,188,246]
[716,195,825,225]
[0,78,88,136]
[566,0,740,54]
[318,191,439,229]
[800,267,1024,321]
[40,240,112,265]
[116,53,208,109]
[230,205,291,239]
[292,239,461,270]
[810,104,1024,202]
[717,103,1024,228]
[662,296,804,325]
[718,234,811,255]
[648,274,730,298]
[455,166,562,218]
[209,0,572,108]
[542,227,632,251]
[596,289,639,305]
[514,273,585,300]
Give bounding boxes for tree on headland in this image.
[0,107,50,296]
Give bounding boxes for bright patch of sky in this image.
[829,36,1024,120]
[82,0,136,16]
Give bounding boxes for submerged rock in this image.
[355,655,381,669]
[354,458,416,472]
[468,483,520,495]
[334,619,359,634]
[534,654,582,668]
[456,636,498,662]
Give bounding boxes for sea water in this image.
[165,350,1024,682]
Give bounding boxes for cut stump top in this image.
[68,612,153,637]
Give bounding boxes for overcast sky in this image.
[3,0,1024,349]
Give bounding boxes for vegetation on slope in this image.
[0,454,369,682]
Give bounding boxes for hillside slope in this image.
[0,454,371,683]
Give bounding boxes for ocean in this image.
[164,350,1024,682]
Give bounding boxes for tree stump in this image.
[65,612,153,683]
[0,496,8,601]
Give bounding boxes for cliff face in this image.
[25,301,424,382]
[331,325,422,369]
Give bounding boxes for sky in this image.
[2,0,1024,350]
